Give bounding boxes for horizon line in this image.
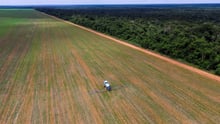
[1,3,220,6]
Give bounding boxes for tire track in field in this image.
[0,26,25,81]
[121,59,218,123]
[0,23,20,59]
[18,24,41,124]
[13,20,39,124]
[126,61,219,123]
[44,51,52,124]
[45,22,56,124]
[35,19,55,124]
[40,20,78,123]
[52,24,82,123]
[142,59,220,121]
[0,37,23,123]
[40,25,49,124]
[6,22,36,123]
[60,29,104,123]
[157,81,219,123]
[52,37,75,124]
[146,57,220,103]
[159,77,219,122]
[0,25,34,123]
[30,21,44,124]
[129,76,193,123]
[13,61,36,123]
[49,22,65,124]
[42,23,67,123]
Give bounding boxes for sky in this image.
[1,0,220,5]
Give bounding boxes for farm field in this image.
[0,9,220,123]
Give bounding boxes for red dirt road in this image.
[46,13,220,82]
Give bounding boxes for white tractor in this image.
[103,80,111,91]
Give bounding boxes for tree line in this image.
[36,7,220,75]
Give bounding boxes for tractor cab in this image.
[103,80,111,91]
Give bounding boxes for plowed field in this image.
[0,9,220,124]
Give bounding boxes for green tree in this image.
[215,64,220,75]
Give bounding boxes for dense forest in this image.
[37,6,220,75]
